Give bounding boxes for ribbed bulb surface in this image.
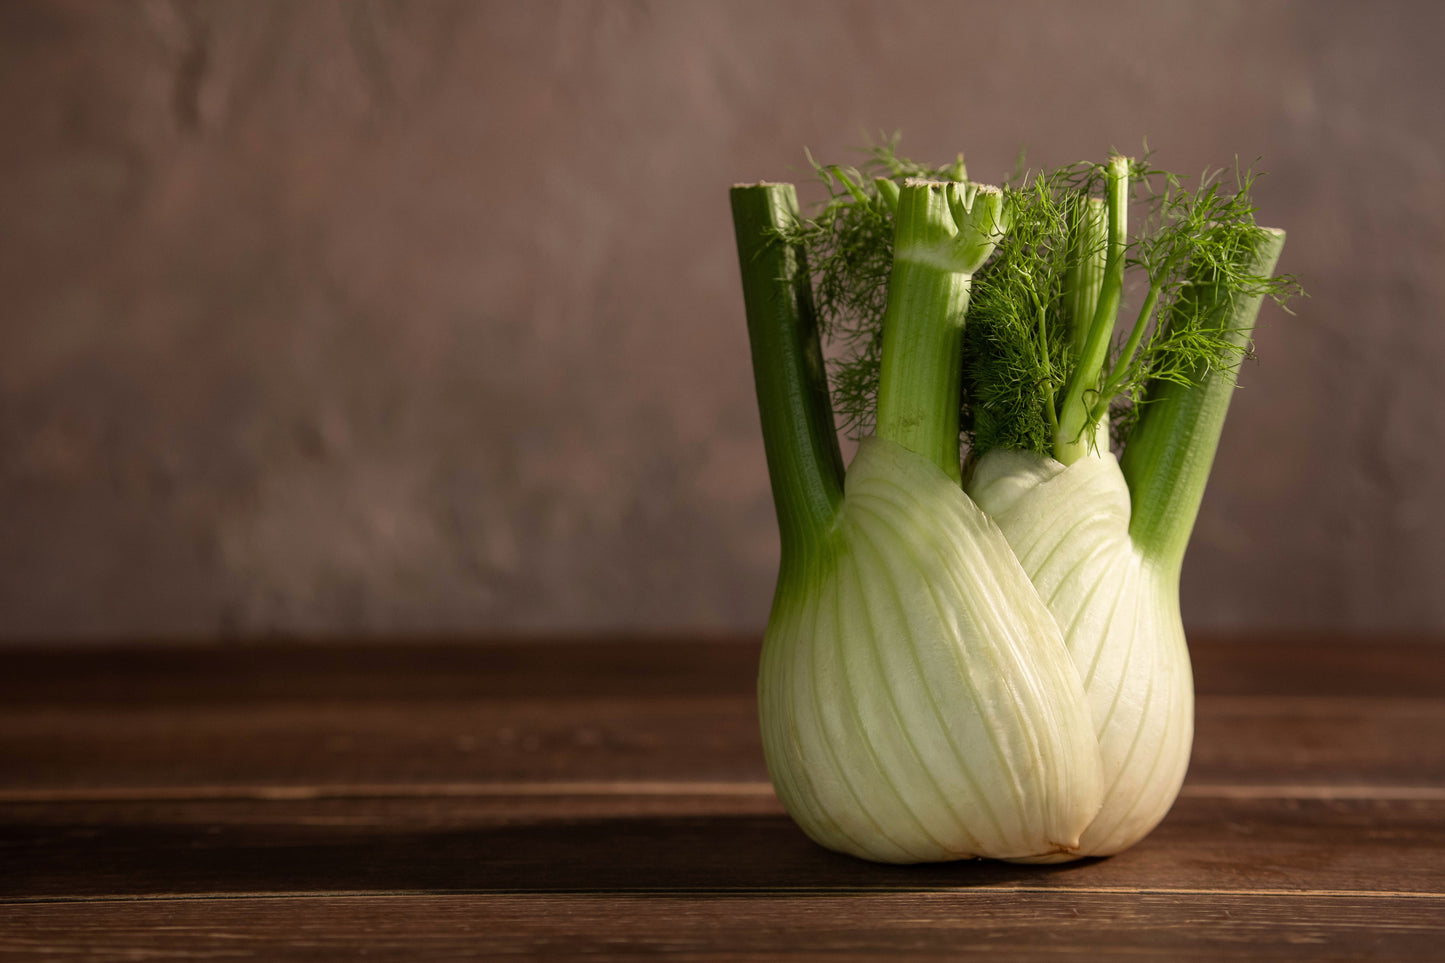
[968,448,1194,859]
[759,436,1104,863]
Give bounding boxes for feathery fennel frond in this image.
[774,139,962,438]
[782,141,1298,458]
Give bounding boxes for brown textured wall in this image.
[1,0,1442,640]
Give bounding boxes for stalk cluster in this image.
[730,142,1293,862]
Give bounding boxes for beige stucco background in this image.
[2,0,1441,640]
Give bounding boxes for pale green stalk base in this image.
[1122,228,1288,568]
[875,180,1005,483]
[875,261,971,483]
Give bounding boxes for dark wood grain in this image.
[0,695,766,790]
[4,638,1443,794]
[3,692,1442,793]
[4,636,1442,704]
[0,637,762,706]
[2,794,1443,900]
[4,892,1443,961]
[2,636,1442,959]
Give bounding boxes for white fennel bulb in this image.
[761,436,1104,862]
[968,447,1191,858]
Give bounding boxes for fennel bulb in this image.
[967,447,1190,857]
[761,435,1103,862]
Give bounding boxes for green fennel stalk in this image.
[1053,155,1130,464]
[877,181,1008,482]
[1121,228,1287,572]
[729,183,843,565]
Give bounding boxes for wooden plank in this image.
[0,696,765,790]
[3,692,1442,793]
[3,639,1442,796]
[3,637,1442,706]
[1190,695,1445,785]
[1188,637,1445,698]
[0,638,763,705]
[3,892,1442,961]
[0,638,1441,958]
[2,794,1442,900]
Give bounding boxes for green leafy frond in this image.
[1102,162,1301,445]
[774,137,962,438]
[962,172,1076,453]
[777,140,1299,457]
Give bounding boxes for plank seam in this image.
[4,887,1444,906]
[2,782,1444,803]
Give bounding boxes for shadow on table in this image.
[3,811,1105,898]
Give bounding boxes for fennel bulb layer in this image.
[968,447,1193,859]
[760,436,1104,863]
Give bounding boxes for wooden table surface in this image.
[2,637,1443,960]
